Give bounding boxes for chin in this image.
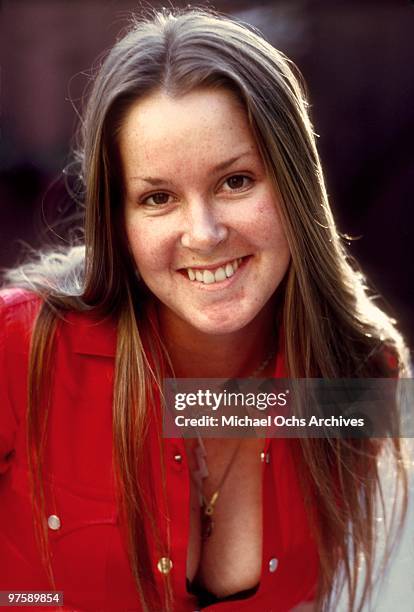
[186,311,255,337]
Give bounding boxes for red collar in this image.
[68,310,117,357]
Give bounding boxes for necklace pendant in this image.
[201,508,214,540]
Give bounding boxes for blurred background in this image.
[0,3,413,609]
[1,0,413,351]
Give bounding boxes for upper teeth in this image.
[187,258,242,284]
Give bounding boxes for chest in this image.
[184,438,266,597]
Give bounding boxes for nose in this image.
[180,199,228,252]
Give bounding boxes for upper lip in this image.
[178,256,246,271]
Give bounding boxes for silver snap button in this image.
[47,514,61,530]
[261,451,270,463]
[174,453,182,463]
[269,557,278,573]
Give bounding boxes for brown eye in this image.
[227,175,245,189]
[224,175,251,191]
[144,192,170,206]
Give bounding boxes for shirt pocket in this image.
[10,466,138,611]
[46,484,119,609]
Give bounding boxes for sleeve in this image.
[0,295,19,474]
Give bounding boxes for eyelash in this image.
[139,174,253,207]
[222,174,253,192]
[140,192,174,207]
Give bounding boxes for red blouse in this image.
[0,289,318,611]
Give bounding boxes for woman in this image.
[0,8,410,612]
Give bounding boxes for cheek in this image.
[250,199,288,247]
[125,219,175,274]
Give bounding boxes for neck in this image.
[156,298,279,378]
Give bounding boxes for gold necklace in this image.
[249,346,277,378]
[191,437,242,540]
[190,343,276,539]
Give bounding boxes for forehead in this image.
[118,88,260,178]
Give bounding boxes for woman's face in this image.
[120,88,290,336]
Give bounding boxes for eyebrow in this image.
[128,150,254,185]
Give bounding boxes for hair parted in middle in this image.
[80,8,405,373]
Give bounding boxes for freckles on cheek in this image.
[251,206,278,241]
[127,224,171,273]
[249,222,275,246]
[126,227,150,267]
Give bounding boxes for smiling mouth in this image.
[181,257,247,285]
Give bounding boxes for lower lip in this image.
[179,256,251,290]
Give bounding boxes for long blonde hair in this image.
[5,9,410,611]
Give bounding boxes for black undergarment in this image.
[186,578,260,608]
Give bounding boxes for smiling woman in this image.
[0,7,410,612]
[121,89,290,352]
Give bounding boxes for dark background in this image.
[1,0,413,349]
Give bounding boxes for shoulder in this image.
[0,289,43,470]
[0,289,44,409]
[0,287,43,312]
[0,288,117,357]
[0,288,43,349]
